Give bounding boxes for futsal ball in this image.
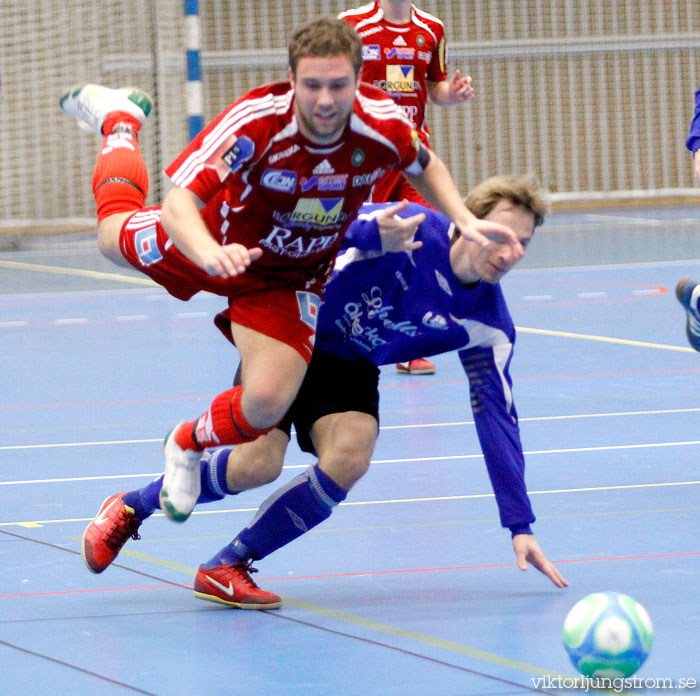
[562,592,653,679]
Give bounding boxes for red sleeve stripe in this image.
[357,93,413,126]
[124,209,162,229]
[347,8,382,30]
[349,113,400,157]
[170,92,293,188]
[412,7,445,30]
[337,3,376,21]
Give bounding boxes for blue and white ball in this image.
[562,592,653,679]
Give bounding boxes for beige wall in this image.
[1,0,698,228]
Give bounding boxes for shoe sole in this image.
[59,84,153,129]
[397,368,435,375]
[193,590,282,610]
[159,487,191,523]
[159,424,200,523]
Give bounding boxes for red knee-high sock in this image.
[92,112,148,222]
[174,386,275,451]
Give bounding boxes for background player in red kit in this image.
[340,0,475,375]
[62,18,518,595]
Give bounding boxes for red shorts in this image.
[212,289,320,364]
[119,207,321,363]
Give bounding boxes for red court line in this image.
[0,395,212,411]
[261,550,700,581]
[0,584,177,598]
[380,366,700,389]
[3,551,697,598]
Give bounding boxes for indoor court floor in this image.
[1,205,699,695]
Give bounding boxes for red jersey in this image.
[165,80,422,293]
[339,2,448,145]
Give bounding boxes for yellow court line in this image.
[0,256,688,353]
[516,325,694,352]
[343,480,700,506]
[3,480,698,528]
[382,407,700,430]
[283,597,579,683]
[0,259,157,286]
[118,548,198,577]
[59,545,581,686]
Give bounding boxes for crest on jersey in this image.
[386,65,415,92]
[351,148,365,167]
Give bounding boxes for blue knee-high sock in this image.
[122,448,235,520]
[204,463,347,568]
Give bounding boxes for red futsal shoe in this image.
[194,562,282,610]
[396,358,436,375]
[81,493,141,574]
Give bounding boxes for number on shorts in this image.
[296,291,321,330]
[134,225,163,266]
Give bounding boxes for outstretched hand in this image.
[512,534,569,588]
[458,217,523,252]
[377,199,426,253]
[448,70,474,104]
[201,243,263,278]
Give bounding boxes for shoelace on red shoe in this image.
[234,561,261,588]
[105,511,141,550]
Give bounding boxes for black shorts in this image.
[277,349,380,455]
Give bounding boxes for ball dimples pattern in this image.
[562,592,653,679]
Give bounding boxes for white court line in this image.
[176,311,209,319]
[117,315,149,322]
[54,317,89,325]
[2,407,700,450]
[576,214,678,226]
[2,440,700,486]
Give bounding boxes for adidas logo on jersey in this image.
[392,35,408,46]
[313,159,334,175]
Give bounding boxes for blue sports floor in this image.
[1,207,699,695]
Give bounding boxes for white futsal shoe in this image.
[59,83,152,135]
[159,423,202,523]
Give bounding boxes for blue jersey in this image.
[686,83,700,153]
[318,203,534,534]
